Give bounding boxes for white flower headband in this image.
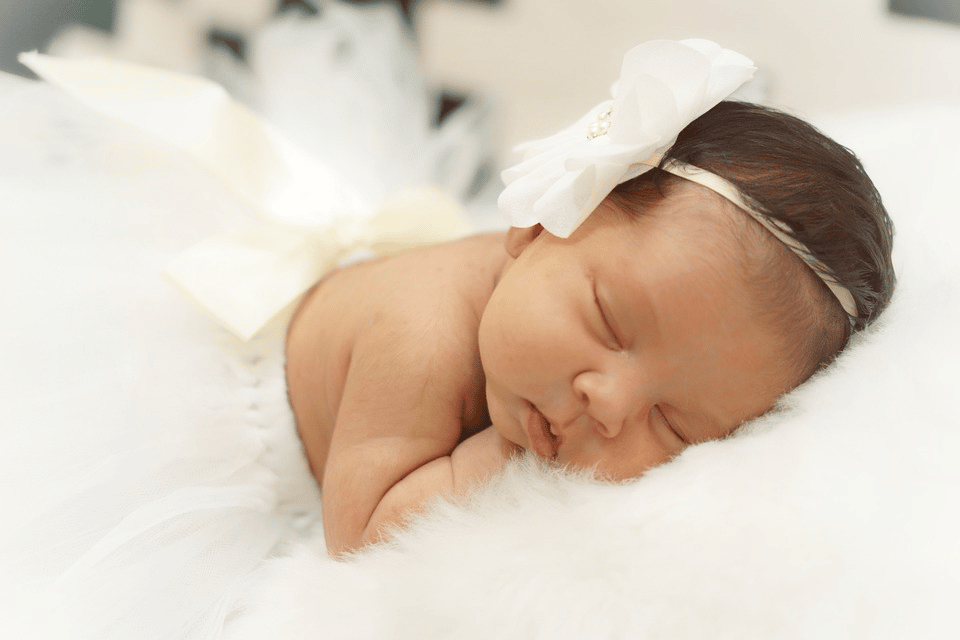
[497,39,857,320]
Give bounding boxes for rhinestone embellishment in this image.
[586,104,614,140]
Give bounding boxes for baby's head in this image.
[613,100,894,382]
[479,100,894,479]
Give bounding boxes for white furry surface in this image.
[225,104,960,639]
[5,5,959,632]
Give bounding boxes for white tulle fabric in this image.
[19,52,473,341]
[0,72,316,637]
[498,39,755,238]
[0,4,489,639]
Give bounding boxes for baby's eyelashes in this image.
[654,405,687,445]
[592,282,622,350]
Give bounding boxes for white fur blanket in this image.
[226,105,960,639]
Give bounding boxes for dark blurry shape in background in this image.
[0,0,116,75]
[889,0,960,25]
[0,0,503,77]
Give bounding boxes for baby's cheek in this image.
[475,310,498,373]
[477,299,521,374]
[483,382,524,448]
[585,435,680,482]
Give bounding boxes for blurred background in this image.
[1,0,959,156]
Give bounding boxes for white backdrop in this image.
[417,0,960,153]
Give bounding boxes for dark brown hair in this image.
[611,101,895,377]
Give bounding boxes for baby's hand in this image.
[449,426,522,492]
[351,427,518,556]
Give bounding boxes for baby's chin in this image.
[487,422,526,461]
[501,436,525,459]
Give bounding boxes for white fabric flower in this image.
[498,39,756,238]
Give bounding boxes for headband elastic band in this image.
[640,154,858,321]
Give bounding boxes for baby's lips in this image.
[525,404,559,460]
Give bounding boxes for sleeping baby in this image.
[285,40,895,556]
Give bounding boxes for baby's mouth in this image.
[526,403,560,460]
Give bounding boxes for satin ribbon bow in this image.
[498,39,755,238]
[21,52,472,340]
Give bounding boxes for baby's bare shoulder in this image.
[337,232,505,294]
[301,232,506,421]
[321,232,507,339]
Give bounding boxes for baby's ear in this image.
[505,224,543,258]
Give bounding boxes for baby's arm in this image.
[314,234,513,556]
[322,326,509,555]
[362,427,513,549]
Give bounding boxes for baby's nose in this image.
[571,369,644,439]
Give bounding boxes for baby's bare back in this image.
[286,232,510,553]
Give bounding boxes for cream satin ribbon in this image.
[162,185,471,340]
[20,52,473,340]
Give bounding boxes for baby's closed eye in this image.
[654,405,687,445]
[591,278,622,350]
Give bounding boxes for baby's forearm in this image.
[335,427,513,556]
